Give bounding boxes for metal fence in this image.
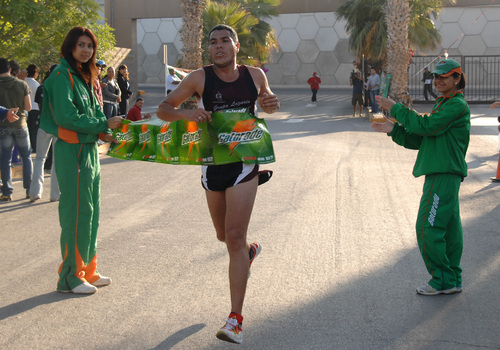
[409,55,500,104]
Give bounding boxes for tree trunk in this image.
[384,0,412,106]
[180,0,205,70]
[180,0,205,108]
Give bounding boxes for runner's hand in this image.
[258,93,280,113]
[188,108,212,123]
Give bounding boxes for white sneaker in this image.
[416,282,458,296]
[71,282,98,294]
[216,315,243,344]
[91,276,112,287]
[30,194,41,203]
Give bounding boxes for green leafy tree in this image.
[0,0,115,75]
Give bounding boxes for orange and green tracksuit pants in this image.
[416,173,463,291]
[55,140,102,291]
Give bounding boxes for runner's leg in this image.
[206,176,258,314]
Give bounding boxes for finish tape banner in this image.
[107,108,276,165]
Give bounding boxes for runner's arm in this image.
[250,67,280,114]
[156,69,211,122]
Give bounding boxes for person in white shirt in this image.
[25,64,40,152]
[166,68,181,94]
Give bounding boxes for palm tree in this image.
[408,1,442,52]
[384,0,411,103]
[232,0,280,63]
[337,0,445,61]
[336,0,388,61]
[203,0,279,66]
[336,0,449,103]
[180,0,205,70]
[179,0,205,109]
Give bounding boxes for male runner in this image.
[156,24,279,344]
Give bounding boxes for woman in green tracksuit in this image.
[41,27,123,294]
[373,59,470,296]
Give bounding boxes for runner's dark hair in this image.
[209,24,239,43]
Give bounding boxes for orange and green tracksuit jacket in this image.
[40,58,111,291]
[388,91,470,291]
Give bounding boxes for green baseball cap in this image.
[431,59,462,77]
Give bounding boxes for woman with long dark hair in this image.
[117,64,132,115]
[40,27,123,294]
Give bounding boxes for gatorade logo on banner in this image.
[108,108,275,165]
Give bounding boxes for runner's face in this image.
[72,35,94,65]
[208,30,239,68]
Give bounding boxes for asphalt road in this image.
[1,87,499,349]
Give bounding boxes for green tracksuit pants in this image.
[416,173,463,290]
[55,140,102,291]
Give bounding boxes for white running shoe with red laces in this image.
[216,314,243,344]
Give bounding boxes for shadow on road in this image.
[152,323,206,349]
[0,291,93,322]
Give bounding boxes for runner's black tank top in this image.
[202,65,258,115]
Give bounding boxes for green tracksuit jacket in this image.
[388,91,470,291]
[41,58,111,290]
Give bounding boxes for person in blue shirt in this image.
[367,68,381,113]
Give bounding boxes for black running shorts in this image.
[201,162,259,191]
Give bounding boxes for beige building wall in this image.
[103,0,500,89]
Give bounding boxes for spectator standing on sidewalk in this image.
[40,26,123,294]
[0,58,33,201]
[367,68,381,113]
[350,70,364,117]
[30,64,60,203]
[25,64,41,152]
[102,66,121,119]
[166,68,181,95]
[94,60,107,112]
[306,72,321,107]
[117,64,132,115]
